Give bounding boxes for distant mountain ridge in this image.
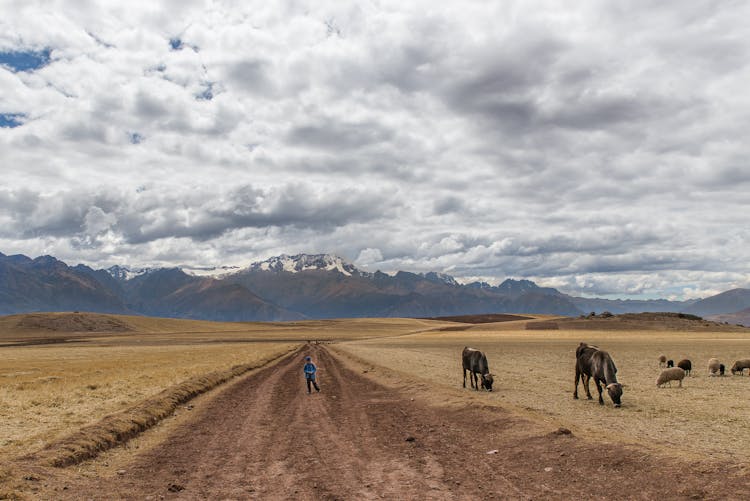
[1,250,745,322]
[683,288,750,317]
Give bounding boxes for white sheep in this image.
[656,367,686,388]
[707,358,721,376]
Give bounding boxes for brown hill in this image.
[707,308,750,327]
[9,312,134,333]
[422,313,533,324]
[526,312,749,332]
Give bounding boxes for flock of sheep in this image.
[655,353,750,388]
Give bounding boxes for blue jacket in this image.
[303,362,317,380]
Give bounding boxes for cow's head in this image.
[606,383,623,407]
[481,373,494,391]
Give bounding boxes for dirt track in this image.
[51,345,749,500]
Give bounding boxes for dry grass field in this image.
[0,313,442,461]
[5,311,750,498]
[336,318,750,463]
[0,341,297,459]
[4,312,750,498]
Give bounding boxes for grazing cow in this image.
[574,342,623,407]
[667,359,674,368]
[462,347,494,391]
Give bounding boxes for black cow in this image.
[573,342,623,407]
[462,347,494,391]
[667,359,674,368]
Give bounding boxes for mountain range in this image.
[1,251,748,323]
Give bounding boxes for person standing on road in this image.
[303,356,320,394]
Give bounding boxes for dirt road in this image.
[52,345,749,500]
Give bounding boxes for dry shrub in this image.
[28,347,299,468]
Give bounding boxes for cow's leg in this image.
[595,378,604,405]
[472,372,479,390]
[574,368,580,399]
[463,368,466,388]
[583,374,593,400]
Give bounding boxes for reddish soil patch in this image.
[30,346,750,500]
[425,313,533,324]
[525,321,560,330]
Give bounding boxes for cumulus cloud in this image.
[0,183,396,248]
[2,1,750,298]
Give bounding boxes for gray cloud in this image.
[225,59,275,96]
[0,183,397,246]
[2,1,750,298]
[288,119,393,150]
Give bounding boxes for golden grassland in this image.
[336,323,750,463]
[0,313,443,461]
[6,310,750,479]
[0,342,297,460]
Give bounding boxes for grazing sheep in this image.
[658,354,667,367]
[731,359,750,375]
[677,359,692,376]
[708,358,721,376]
[656,367,686,388]
[667,359,674,368]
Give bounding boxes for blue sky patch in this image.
[197,82,214,100]
[129,132,144,144]
[0,48,51,72]
[169,38,184,50]
[0,113,25,128]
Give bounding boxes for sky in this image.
[1,0,750,300]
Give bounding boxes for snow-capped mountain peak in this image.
[181,265,242,278]
[249,254,358,276]
[107,265,155,281]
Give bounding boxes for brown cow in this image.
[574,342,622,407]
[462,347,494,391]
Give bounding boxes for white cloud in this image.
[2,1,750,298]
[355,248,383,268]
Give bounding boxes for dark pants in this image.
[306,377,320,393]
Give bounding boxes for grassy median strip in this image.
[28,346,300,468]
